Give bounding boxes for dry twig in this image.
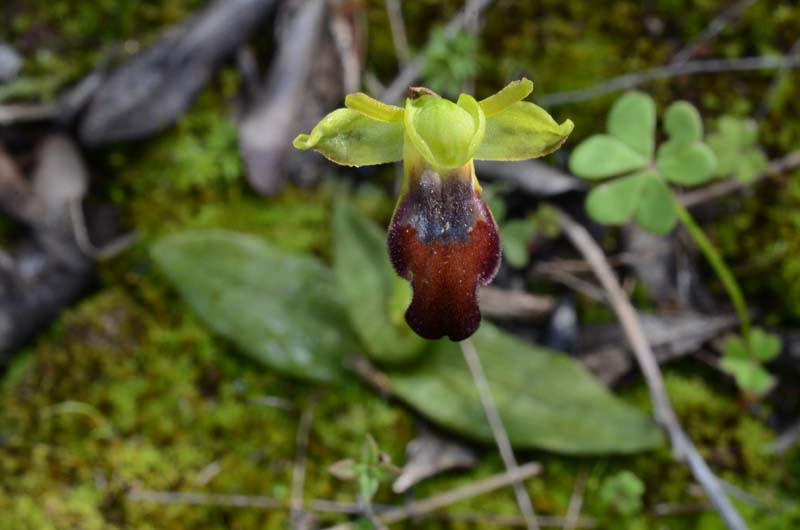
[539,54,800,107]
[384,0,411,66]
[554,208,747,530]
[460,338,540,530]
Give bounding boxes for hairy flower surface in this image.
[294,79,573,341]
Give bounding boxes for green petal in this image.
[293,108,404,167]
[345,92,404,122]
[478,78,534,117]
[607,91,656,158]
[475,101,574,162]
[656,140,717,186]
[585,171,649,225]
[569,134,648,180]
[635,175,676,235]
[404,94,485,170]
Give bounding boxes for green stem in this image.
[674,201,751,340]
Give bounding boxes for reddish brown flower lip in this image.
[388,167,500,341]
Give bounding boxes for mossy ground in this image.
[2,0,800,528]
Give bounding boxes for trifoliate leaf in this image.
[635,176,677,235]
[607,91,656,158]
[663,101,703,145]
[656,140,717,186]
[585,171,649,225]
[569,135,649,180]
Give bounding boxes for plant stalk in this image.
[673,201,751,340]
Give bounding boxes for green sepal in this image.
[404,94,486,171]
[478,78,534,117]
[569,134,649,180]
[475,101,574,161]
[607,91,656,158]
[293,108,404,167]
[345,92,405,122]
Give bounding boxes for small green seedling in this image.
[707,115,768,183]
[570,92,780,397]
[598,470,645,518]
[328,435,399,504]
[721,327,781,395]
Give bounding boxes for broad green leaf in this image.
[635,176,677,235]
[585,172,649,225]
[607,91,656,158]
[479,78,534,117]
[385,323,663,454]
[500,218,538,269]
[720,356,774,395]
[152,230,356,383]
[707,116,766,182]
[663,101,703,145]
[404,94,485,171]
[476,101,574,161]
[332,202,427,364]
[569,134,648,180]
[293,108,404,167]
[748,328,781,362]
[656,141,717,186]
[345,93,404,122]
[723,335,749,359]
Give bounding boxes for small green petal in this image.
[569,134,648,180]
[404,94,485,171]
[478,78,534,117]
[293,108,404,167]
[345,92,405,122]
[475,101,574,162]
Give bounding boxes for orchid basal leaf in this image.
[475,101,574,161]
[345,92,405,122]
[607,91,656,158]
[569,134,648,180]
[292,108,404,167]
[478,78,534,117]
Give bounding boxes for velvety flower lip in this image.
[293,78,572,342]
[388,163,500,341]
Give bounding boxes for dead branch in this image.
[460,338,540,530]
[479,286,554,321]
[539,54,800,107]
[554,208,747,530]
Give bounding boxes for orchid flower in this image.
[293,79,573,341]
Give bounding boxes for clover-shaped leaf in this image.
[607,91,656,158]
[500,218,538,269]
[655,101,717,187]
[720,327,781,395]
[707,116,768,183]
[585,170,676,235]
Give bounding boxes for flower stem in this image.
[673,201,751,340]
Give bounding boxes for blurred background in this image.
[1,0,799,528]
